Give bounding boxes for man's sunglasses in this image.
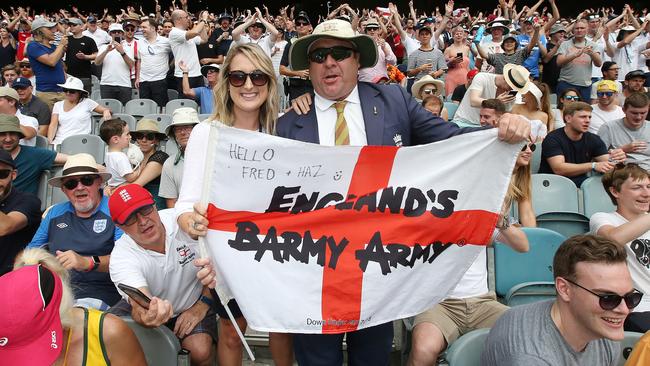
[19,64,30,68]
[597,91,614,98]
[308,46,356,64]
[296,21,310,26]
[62,175,97,190]
[564,278,643,310]
[0,169,13,179]
[563,95,580,101]
[226,70,269,87]
[122,204,155,226]
[521,143,536,152]
[423,88,437,95]
[134,132,157,141]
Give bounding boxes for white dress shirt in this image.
[314,85,367,146]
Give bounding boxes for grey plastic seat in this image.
[445,328,490,366]
[163,139,179,158]
[532,174,581,215]
[59,134,105,165]
[96,98,123,113]
[35,135,49,149]
[505,281,556,306]
[167,89,179,101]
[165,98,199,114]
[37,170,51,211]
[131,88,140,99]
[122,317,181,366]
[111,113,138,132]
[582,176,616,218]
[143,114,173,134]
[49,166,67,206]
[530,142,542,173]
[125,98,159,117]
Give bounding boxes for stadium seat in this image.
[165,98,199,114]
[143,114,173,133]
[619,331,644,366]
[444,102,458,120]
[494,227,565,298]
[90,89,101,101]
[532,174,581,215]
[452,119,478,128]
[445,328,490,366]
[37,170,51,212]
[49,166,67,206]
[96,98,123,114]
[549,93,557,105]
[167,89,179,101]
[163,139,179,158]
[199,113,212,121]
[530,142,542,173]
[125,99,159,118]
[536,212,590,237]
[112,113,137,132]
[59,134,106,165]
[91,75,99,86]
[581,176,615,218]
[131,88,140,99]
[122,317,181,366]
[505,281,556,306]
[35,135,49,149]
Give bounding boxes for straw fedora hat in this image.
[290,19,378,71]
[48,153,111,188]
[503,64,531,94]
[411,75,445,99]
[131,118,168,141]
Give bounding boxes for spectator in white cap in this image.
[48,76,112,145]
[159,107,199,208]
[13,77,51,135]
[26,17,67,109]
[0,86,37,146]
[179,62,219,114]
[95,23,136,105]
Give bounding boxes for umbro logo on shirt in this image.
[57,223,68,229]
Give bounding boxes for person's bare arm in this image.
[546,154,614,177]
[0,210,28,236]
[526,0,544,17]
[255,7,279,39]
[133,161,164,186]
[597,214,650,248]
[617,22,647,48]
[518,197,537,227]
[19,124,36,140]
[232,14,253,42]
[102,314,147,366]
[475,42,490,59]
[35,36,68,67]
[47,113,59,143]
[495,225,529,252]
[408,0,418,23]
[166,198,177,208]
[525,23,541,54]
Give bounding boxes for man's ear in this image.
[555,276,571,302]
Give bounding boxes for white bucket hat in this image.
[108,23,124,33]
[503,64,531,94]
[165,107,200,136]
[57,76,88,95]
[48,153,111,188]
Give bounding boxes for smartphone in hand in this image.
[118,283,152,309]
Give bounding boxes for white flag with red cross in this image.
[204,124,520,334]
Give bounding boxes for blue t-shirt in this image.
[192,86,214,114]
[14,145,56,195]
[26,41,65,92]
[516,33,547,78]
[28,195,123,305]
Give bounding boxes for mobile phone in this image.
[118,283,151,309]
[456,52,463,58]
[508,90,518,96]
[114,36,123,43]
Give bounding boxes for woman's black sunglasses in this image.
[226,70,269,87]
[564,278,643,310]
[308,46,356,64]
[521,143,536,152]
[134,132,158,141]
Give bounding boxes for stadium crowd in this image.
[1,0,650,365]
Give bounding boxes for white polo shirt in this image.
[169,27,202,78]
[109,209,203,315]
[98,42,134,88]
[138,36,172,82]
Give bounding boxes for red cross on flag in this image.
[203,125,520,334]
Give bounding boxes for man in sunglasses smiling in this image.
[279,18,531,365]
[589,80,624,134]
[28,153,122,309]
[482,235,639,365]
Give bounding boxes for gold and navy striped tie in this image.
[333,100,349,145]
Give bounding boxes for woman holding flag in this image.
[175,43,293,366]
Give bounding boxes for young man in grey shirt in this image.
[598,93,650,171]
[481,235,641,365]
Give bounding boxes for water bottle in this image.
[474,25,486,44]
[178,348,191,366]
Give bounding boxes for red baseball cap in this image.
[109,184,155,225]
[0,265,63,366]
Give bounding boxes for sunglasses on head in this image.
[62,175,97,190]
[135,132,157,141]
[423,88,437,95]
[564,95,580,101]
[564,278,643,310]
[597,91,614,97]
[308,46,356,64]
[0,168,13,179]
[226,70,269,87]
[122,204,155,226]
[521,143,536,152]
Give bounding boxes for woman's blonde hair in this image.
[13,248,75,328]
[211,43,279,134]
[507,163,532,204]
[535,81,554,132]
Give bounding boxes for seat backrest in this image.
[445,328,490,366]
[125,99,159,117]
[59,134,106,165]
[96,98,123,114]
[535,212,590,238]
[532,174,581,215]
[167,89,179,101]
[122,317,181,366]
[143,114,173,134]
[37,170,50,211]
[618,331,645,366]
[35,135,49,149]
[581,176,616,218]
[530,142,542,173]
[505,281,557,307]
[494,227,566,297]
[131,88,140,99]
[163,138,179,158]
[165,98,199,114]
[111,113,137,132]
[444,102,459,120]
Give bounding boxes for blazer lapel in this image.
[359,83,385,145]
[293,107,320,144]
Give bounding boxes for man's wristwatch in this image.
[91,255,100,271]
[591,162,597,172]
[496,214,510,230]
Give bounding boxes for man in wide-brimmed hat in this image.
[276,19,532,365]
[27,153,121,309]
